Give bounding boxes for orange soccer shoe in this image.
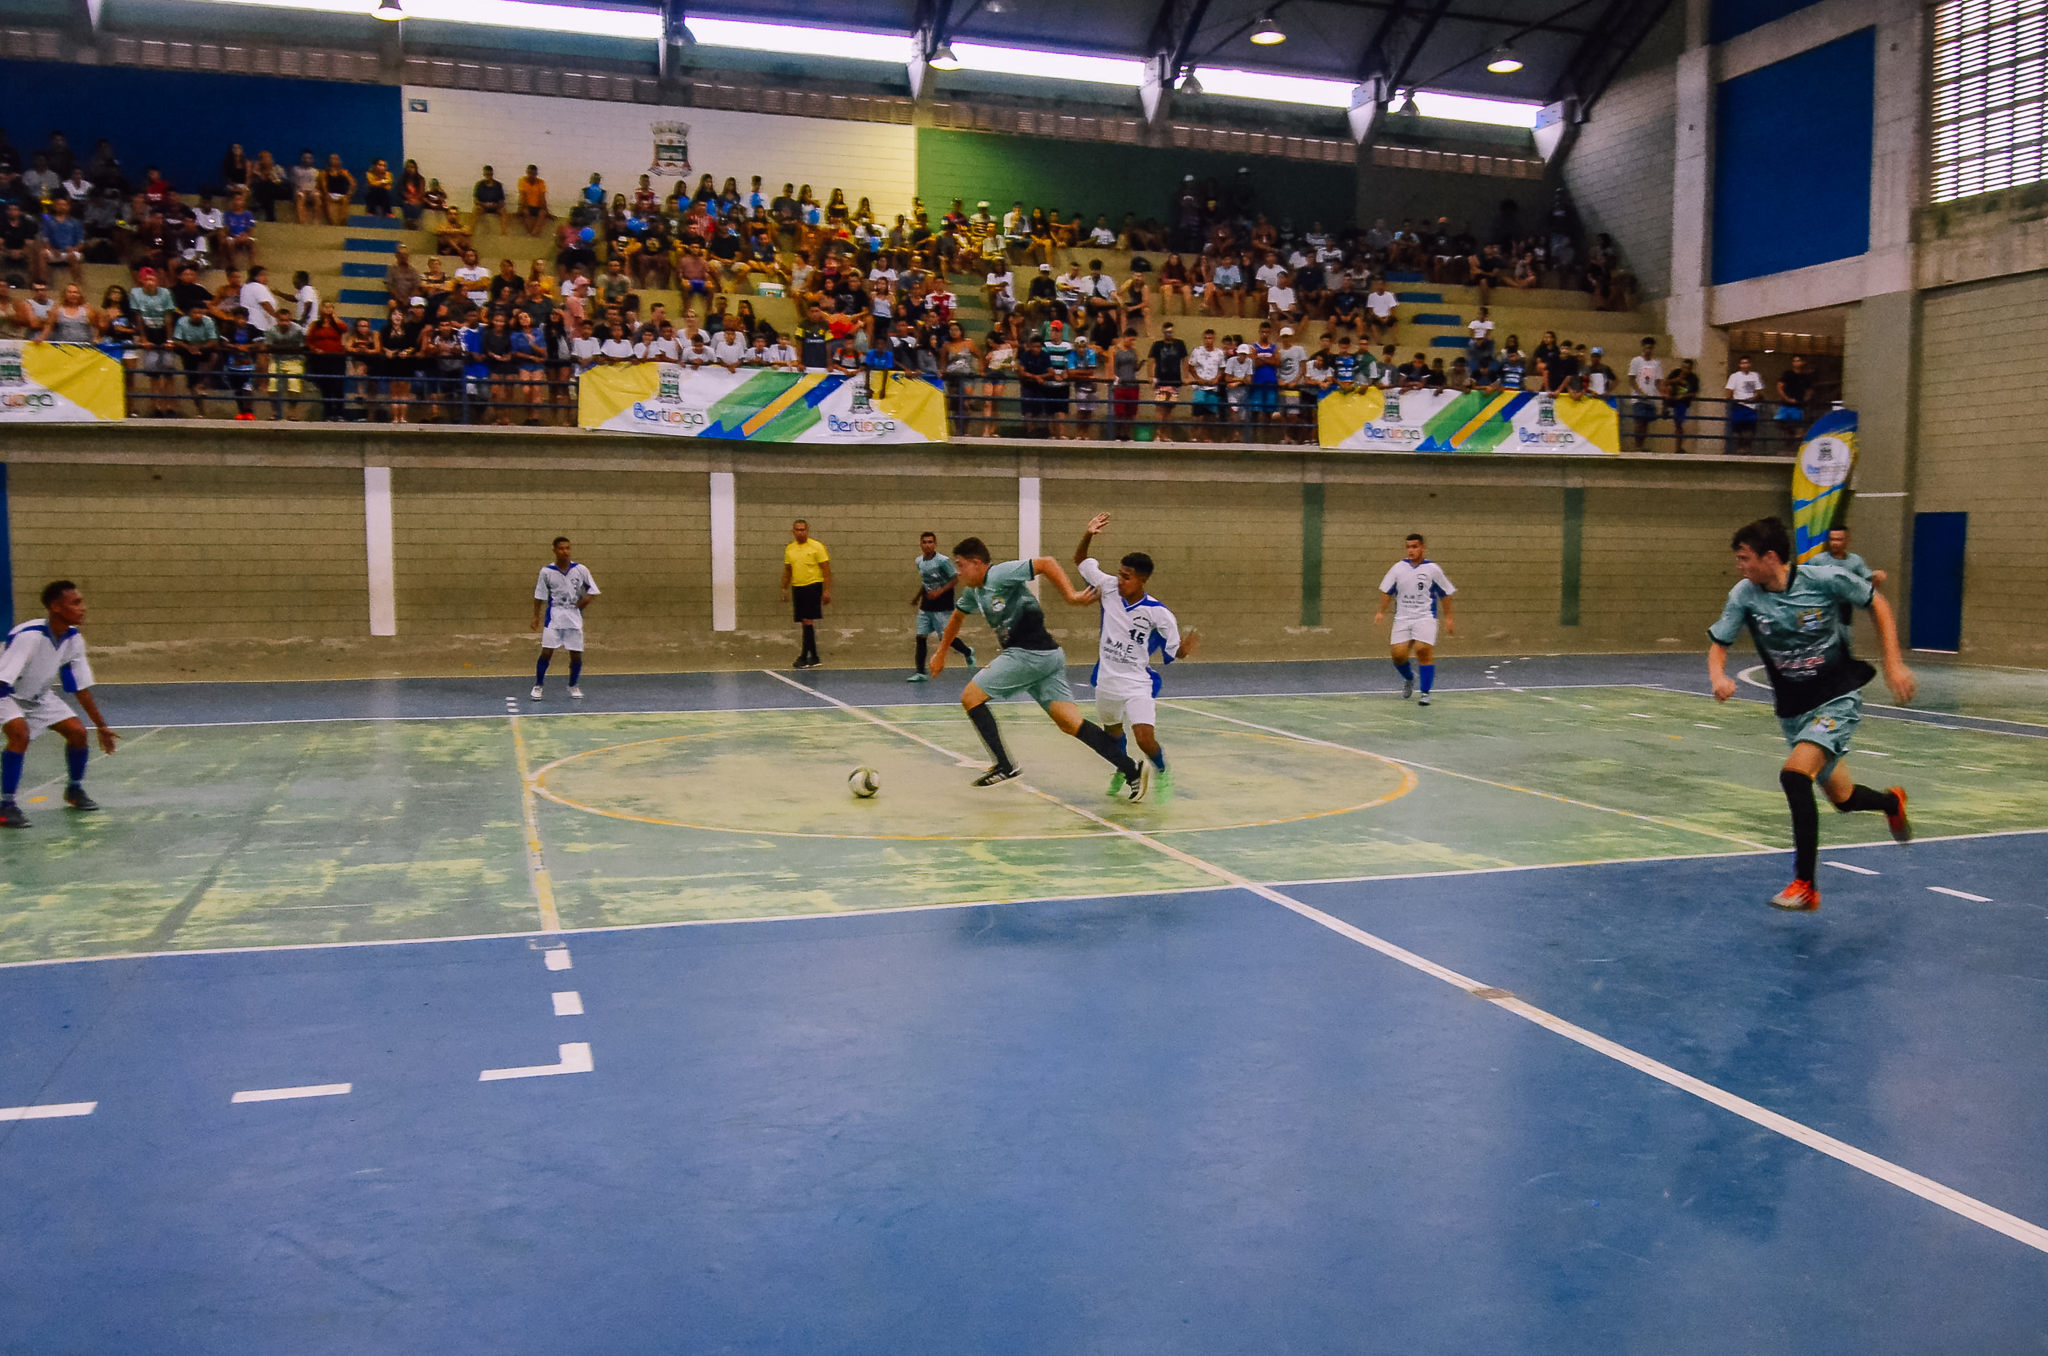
[1886,787,1913,843]
[1769,879,1821,912]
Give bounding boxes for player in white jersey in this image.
[531,536,600,700]
[1374,533,1456,706]
[0,580,120,827]
[1073,513,1198,799]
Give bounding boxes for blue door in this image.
[1910,512,1967,652]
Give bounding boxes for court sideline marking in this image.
[507,714,562,933]
[767,672,2048,1259]
[1162,700,1777,852]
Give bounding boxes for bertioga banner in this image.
[579,364,947,443]
[0,341,127,422]
[1317,386,1619,454]
[1792,408,1857,563]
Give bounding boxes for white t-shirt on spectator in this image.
[571,335,602,367]
[1367,289,1399,319]
[239,280,279,332]
[456,265,490,305]
[1468,317,1494,344]
[1629,355,1664,397]
[1277,343,1309,384]
[295,283,319,327]
[1266,286,1297,313]
[710,333,749,367]
[599,337,636,362]
[1255,262,1285,291]
[193,206,224,233]
[1187,346,1225,386]
[1726,370,1765,405]
[766,342,798,367]
[1088,226,1117,246]
[638,336,681,362]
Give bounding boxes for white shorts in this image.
[1094,690,1157,730]
[1390,617,1439,647]
[540,624,585,652]
[0,692,80,738]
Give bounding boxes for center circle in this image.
[532,717,1415,841]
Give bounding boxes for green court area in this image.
[3,685,2045,964]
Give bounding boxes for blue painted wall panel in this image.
[0,60,402,197]
[1710,0,1831,45]
[1711,29,1874,285]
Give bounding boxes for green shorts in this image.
[974,646,1072,710]
[915,609,951,637]
[1780,691,1863,782]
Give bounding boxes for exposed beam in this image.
[1139,0,1217,125]
[1322,0,1597,39]
[1547,0,1673,112]
[1385,0,1456,93]
[1353,0,1412,82]
[908,0,963,102]
[658,0,691,87]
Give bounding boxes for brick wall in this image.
[402,87,919,223]
[1560,5,1682,299]
[1917,274,2048,664]
[391,467,710,636]
[1579,484,1785,646]
[8,462,366,647]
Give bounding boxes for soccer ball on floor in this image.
[848,766,881,799]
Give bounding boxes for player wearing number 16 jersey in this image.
[1374,533,1456,706]
[1073,513,1198,800]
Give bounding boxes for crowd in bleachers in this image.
[0,125,1829,450]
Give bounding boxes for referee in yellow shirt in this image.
[780,519,832,669]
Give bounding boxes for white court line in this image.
[770,673,2048,1260]
[552,990,583,1016]
[544,947,573,971]
[479,1042,593,1081]
[507,714,562,934]
[1719,674,2048,739]
[0,1101,96,1121]
[232,1083,351,1103]
[1825,861,1881,876]
[1929,886,1995,903]
[1160,701,1778,852]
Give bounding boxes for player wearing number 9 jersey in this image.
[1375,533,1456,705]
[1072,513,1198,799]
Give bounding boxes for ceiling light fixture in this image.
[1248,14,1285,44]
[374,0,403,19]
[1179,68,1203,95]
[1484,44,1523,73]
[929,40,961,69]
[1398,89,1420,115]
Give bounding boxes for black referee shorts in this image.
[791,581,825,623]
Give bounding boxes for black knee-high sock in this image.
[967,702,1012,769]
[915,635,929,674]
[950,637,973,659]
[801,622,817,659]
[1833,784,1899,815]
[1780,768,1819,882]
[1074,720,1140,779]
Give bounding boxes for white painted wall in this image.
[401,88,918,219]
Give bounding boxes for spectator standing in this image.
[1627,337,1664,451]
[1664,358,1700,452]
[171,301,219,416]
[1725,356,1765,454]
[1775,355,1814,449]
[398,159,427,227]
[36,196,84,286]
[386,245,423,310]
[219,144,250,196]
[129,268,178,416]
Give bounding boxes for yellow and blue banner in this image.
[1317,386,1618,454]
[579,364,947,443]
[1792,408,1857,563]
[0,341,127,422]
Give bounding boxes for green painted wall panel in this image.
[916,128,1360,232]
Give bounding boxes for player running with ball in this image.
[1073,513,1198,800]
[1707,516,1914,912]
[1375,533,1455,706]
[930,537,1150,800]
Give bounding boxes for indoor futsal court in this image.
[3,654,2046,1351]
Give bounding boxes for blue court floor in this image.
[1,656,2044,1352]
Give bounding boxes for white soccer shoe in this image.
[568,686,585,700]
[529,685,544,700]
[1119,761,1151,803]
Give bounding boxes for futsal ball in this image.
[848,766,881,798]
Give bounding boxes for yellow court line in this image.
[527,721,1414,840]
[1162,699,1778,852]
[764,671,2048,1261]
[508,714,562,933]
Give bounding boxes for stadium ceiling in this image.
[694,0,1674,108]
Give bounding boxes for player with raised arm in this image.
[908,531,976,683]
[0,580,119,827]
[1708,517,1914,912]
[930,537,1150,800]
[531,536,600,700]
[1374,533,1455,706]
[1073,513,1198,800]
